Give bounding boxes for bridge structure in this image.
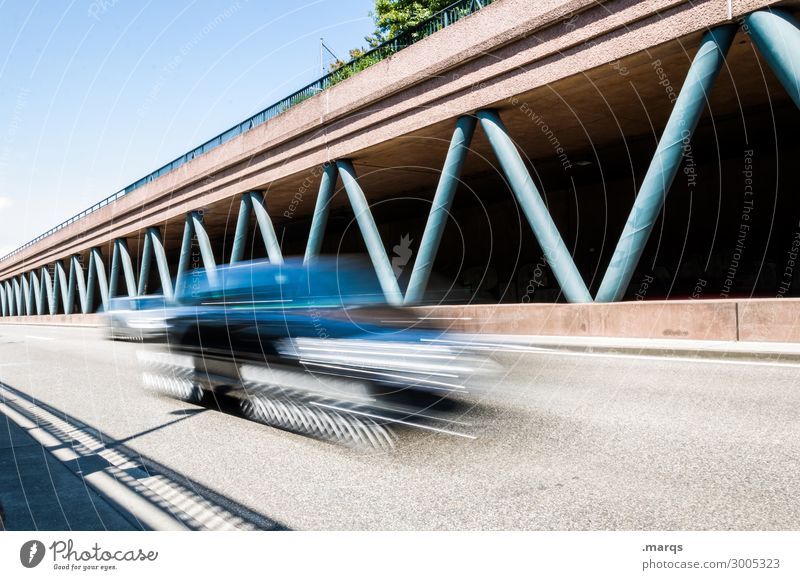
[1,0,799,340]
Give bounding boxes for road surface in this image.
[0,323,798,530]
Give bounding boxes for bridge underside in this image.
[141,18,800,304]
[2,4,800,338]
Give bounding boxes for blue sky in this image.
[0,0,375,255]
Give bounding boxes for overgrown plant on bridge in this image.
[327,0,491,87]
[327,0,462,83]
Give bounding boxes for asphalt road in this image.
[1,323,798,530]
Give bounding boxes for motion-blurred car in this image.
[105,295,169,341]
[135,257,497,448]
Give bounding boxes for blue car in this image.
[137,257,495,449]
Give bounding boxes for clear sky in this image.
[0,0,375,256]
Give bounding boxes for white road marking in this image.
[24,335,54,341]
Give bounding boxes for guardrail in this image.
[0,0,494,264]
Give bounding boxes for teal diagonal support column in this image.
[476,109,593,303]
[14,277,23,315]
[27,273,36,315]
[22,274,32,316]
[147,227,174,301]
[0,283,7,316]
[250,192,283,265]
[8,281,16,316]
[190,212,218,286]
[64,258,75,314]
[91,248,109,311]
[31,270,42,315]
[336,159,403,305]
[137,232,153,297]
[117,240,137,297]
[5,280,11,315]
[11,279,17,315]
[37,269,47,314]
[109,242,121,299]
[7,281,17,316]
[40,269,49,314]
[304,164,338,264]
[15,277,23,316]
[174,215,194,296]
[230,192,284,265]
[404,115,476,304]
[42,266,57,315]
[56,261,70,314]
[595,25,736,302]
[72,256,88,314]
[110,240,136,298]
[86,251,97,313]
[230,193,253,264]
[745,9,800,109]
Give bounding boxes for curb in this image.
[454,334,800,364]
[3,320,800,363]
[537,343,800,363]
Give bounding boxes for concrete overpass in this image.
[1,0,799,339]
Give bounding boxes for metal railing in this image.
[0,0,494,264]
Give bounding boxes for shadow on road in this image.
[0,381,288,531]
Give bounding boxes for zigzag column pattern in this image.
[1,15,799,316]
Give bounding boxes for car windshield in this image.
[174,257,386,309]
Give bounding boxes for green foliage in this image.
[328,50,385,86]
[372,0,454,38]
[326,0,457,87]
[287,91,313,107]
[278,90,315,113]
